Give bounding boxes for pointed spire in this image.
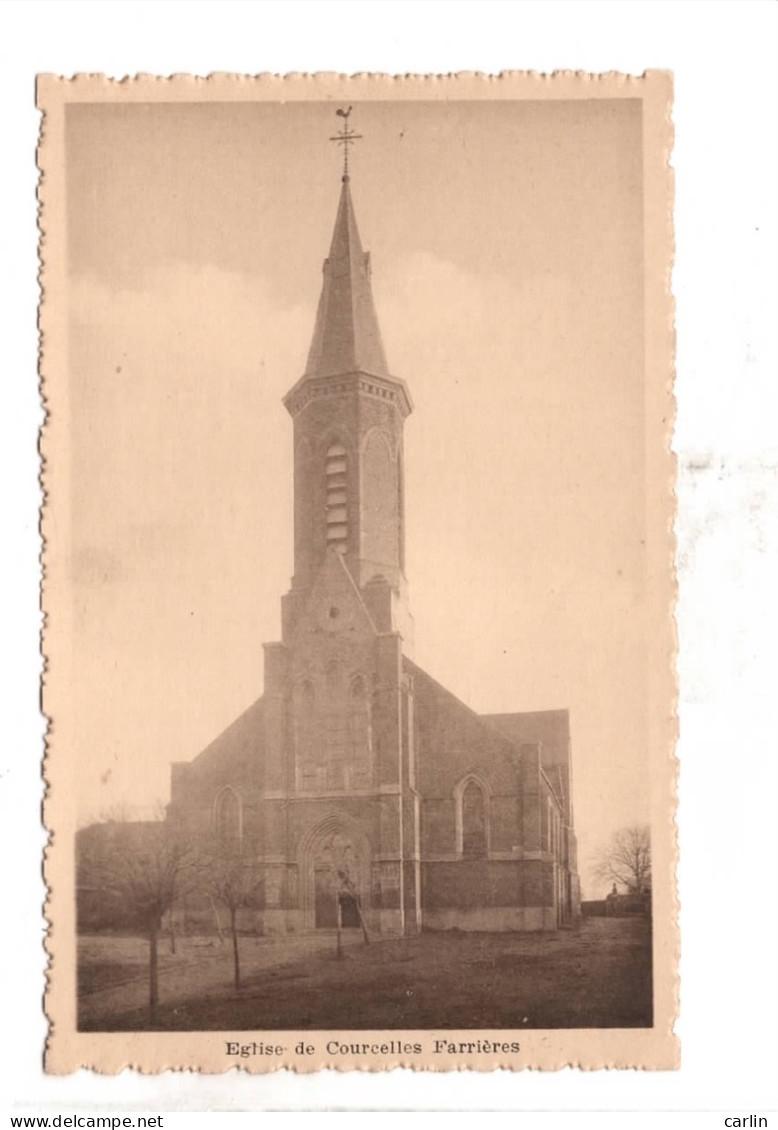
[304,177,390,380]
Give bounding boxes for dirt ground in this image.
[79,916,652,1031]
[77,931,366,1027]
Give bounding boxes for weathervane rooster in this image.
[330,106,362,180]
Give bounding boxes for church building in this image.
[167,149,580,935]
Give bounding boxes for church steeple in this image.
[281,112,413,652]
[304,176,389,381]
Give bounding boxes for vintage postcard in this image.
[39,71,677,1073]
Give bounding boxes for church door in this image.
[314,868,338,928]
[339,894,360,928]
[311,830,363,929]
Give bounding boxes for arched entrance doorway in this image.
[300,816,371,930]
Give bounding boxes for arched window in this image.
[215,788,241,849]
[546,799,562,857]
[325,442,348,553]
[301,678,315,710]
[325,659,344,697]
[295,679,322,790]
[348,675,371,789]
[324,661,348,790]
[295,667,374,795]
[361,429,398,571]
[460,780,487,859]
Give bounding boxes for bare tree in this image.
[198,848,261,991]
[78,823,198,1023]
[593,824,651,895]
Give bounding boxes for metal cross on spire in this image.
[329,106,363,182]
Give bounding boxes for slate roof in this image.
[303,176,389,380]
[485,709,572,816]
[484,709,570,764]
[182,696,266,788]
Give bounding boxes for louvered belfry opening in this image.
[325,442,348,553]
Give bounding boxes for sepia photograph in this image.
[39,73,676,1071]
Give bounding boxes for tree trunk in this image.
[230,906,241,990]
[335,889,343,960]
[209,894,225,944]
[355,897,370,945]
[149,918,160,1025]
[169,911,177,955]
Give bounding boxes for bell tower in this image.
[281,123,414,650]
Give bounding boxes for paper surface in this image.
[38,71,677,1073]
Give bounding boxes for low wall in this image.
[422,906,556,932]
[583,894,651,916]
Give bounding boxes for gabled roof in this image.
[303,177,389,380]
[183,695,266,784]
[485,709,572,819]
[404,656,493,730]
[402,656,521,771]
[403,660,571,769]
[484,709,571,767]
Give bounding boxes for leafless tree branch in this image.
[592,824,651,894]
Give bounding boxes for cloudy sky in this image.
[65,97,645,894]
